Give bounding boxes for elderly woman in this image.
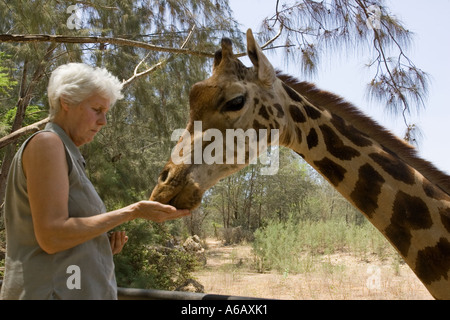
[0,63,189,300]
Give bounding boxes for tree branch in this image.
[234,26,285,58]
[0,34,215,58]
[122,25,196,88]
[261,25,284,50]
[0,117,50,149]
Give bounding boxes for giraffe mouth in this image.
[170,185,203,210]
[149,167,204,210]
[150,184,203,210]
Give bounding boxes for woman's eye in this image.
[223,95,246,112]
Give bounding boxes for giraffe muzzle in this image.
[150,163,203,210]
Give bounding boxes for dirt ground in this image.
[193,238,433,300]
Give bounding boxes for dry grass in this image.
[193,238,433,300]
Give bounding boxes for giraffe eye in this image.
[223,95,246,112]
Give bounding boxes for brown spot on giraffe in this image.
[330,114,372,147]
[306,128,319,150]
[282,82,304,103]
[304,104,322,120]
[258,104,270,120]
[369,150,416,185]
[313,157,347,187]
[415,238,450,286]
[289,105,306,123]
[423,179,450,201]
[350,163,385,218]
[319,124,361,161]
[273,104,284,118]
[385,191,433,257]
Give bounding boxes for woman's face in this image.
[64,94,110,147]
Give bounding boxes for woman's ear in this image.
[59,96,71,111]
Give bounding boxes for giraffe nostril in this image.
[159,169,170,183]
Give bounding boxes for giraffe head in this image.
[150,29,285,209]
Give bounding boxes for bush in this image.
[113,220,199,290]
[252,217,394,274]
[221,226,254,245]
[253,220,307,273]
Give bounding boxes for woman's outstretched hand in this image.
[130,201,190,223]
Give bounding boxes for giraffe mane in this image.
[276,71,450,196]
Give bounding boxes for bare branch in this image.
[234,26,286,58]
[122,26,197,88]
[261,25,284,49]
[0,117,50,149]
[0,34,214,58]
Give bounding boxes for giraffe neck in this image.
[274,75,450,299]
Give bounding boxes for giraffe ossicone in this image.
[150,29,450,299]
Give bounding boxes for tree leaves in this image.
[259,0,429,140]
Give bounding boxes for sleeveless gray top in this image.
[1,122,117,300]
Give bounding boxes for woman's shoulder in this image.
[22,131,67,174]
[25,131,65,154]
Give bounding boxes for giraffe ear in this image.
[246,29,276,87]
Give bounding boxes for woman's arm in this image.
[23,132,189,254]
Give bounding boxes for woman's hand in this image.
[130,201,190,222]
[109,202,189,255]
[109,231,128,255]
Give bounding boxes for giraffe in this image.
[150,29,450,299]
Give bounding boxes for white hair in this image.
[47,63,123,119]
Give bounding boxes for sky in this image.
[228,0,450,174]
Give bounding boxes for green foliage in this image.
[113,220,199,290]
[0,52,18,138]
[2,105,45,128]
[0,53,17,95]
[252,218,395,274]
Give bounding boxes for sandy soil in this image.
[193,238,433,300]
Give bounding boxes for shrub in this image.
[113,220,199,290]
[252,217,394,274]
